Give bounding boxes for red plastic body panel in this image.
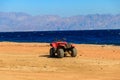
[50,41,74,48]
[50,43,57,48]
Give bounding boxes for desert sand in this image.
[0,42,120,80]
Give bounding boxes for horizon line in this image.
[0,29,120,33]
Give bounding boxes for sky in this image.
[0,0,120,16]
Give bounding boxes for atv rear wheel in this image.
[57,49,64,58]
[50,48,55,57]
[71,48,77,57]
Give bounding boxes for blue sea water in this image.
[0,29,120,45]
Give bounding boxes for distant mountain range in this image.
[0,12,120,32]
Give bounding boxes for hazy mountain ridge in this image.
[0,12,120,32]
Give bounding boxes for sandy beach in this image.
[0,42,120,80]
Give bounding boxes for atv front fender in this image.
[50,43,57,48]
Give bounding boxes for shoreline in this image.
[0,41,119,46]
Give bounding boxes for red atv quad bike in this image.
[50,41,77,58]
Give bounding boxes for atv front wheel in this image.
[57,49,64,58]
[71,48,77,57]
[50,48,55,57]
